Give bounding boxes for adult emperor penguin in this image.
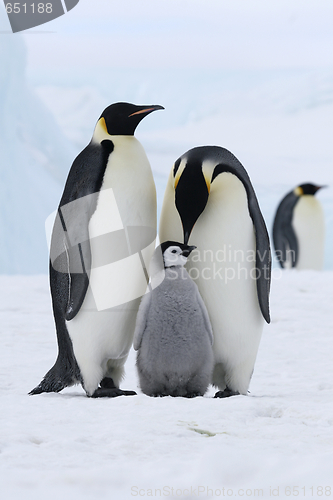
[273,183,326,270]
[159,146,271,397]
[134,241,214,397]
[30,102,164,398]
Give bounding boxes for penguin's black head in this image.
[100,102,164,136]
[174,155,210,245]
[160,241,197,268]
[296,183,327,196]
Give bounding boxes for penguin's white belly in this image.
[67,293,139,395]
[159,172,263,394]
[66,136,156,395]
[292,196,325,270]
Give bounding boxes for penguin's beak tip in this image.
[316,185,328,193]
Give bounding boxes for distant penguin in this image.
[159,146,271,397]
[30,102,164,398]
[134,241,214,397]
[273,183,326,270]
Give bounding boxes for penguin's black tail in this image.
[29,371,67,394]
[29,354,81,395]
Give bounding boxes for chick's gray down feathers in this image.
[134,266,214,397]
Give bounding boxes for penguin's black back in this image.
[272,190,299,268]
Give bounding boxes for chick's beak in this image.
[181,246,197,257]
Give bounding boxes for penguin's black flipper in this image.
[56,140,114,320]
[50,210,91,321]
[272,191,299,268]
[246,187,272,324]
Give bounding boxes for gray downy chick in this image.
[134,241,214,397]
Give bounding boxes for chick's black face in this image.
[160,241,197,268]
[160,241,196,256]
[101,102,164,136]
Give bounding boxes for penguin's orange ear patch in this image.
[174,161,185,189]
[294,186,304,196]
[204,175,211,194]
[99,117,109,134]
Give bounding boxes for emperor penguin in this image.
[30,102,164,398]
[134,241,214,397]
[159,146,271,397]
[273,183,326,270]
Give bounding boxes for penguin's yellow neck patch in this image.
[92,117,111,143]
[204,175,211,194]
[100,117,108,134]
[202,160,216,193]
[294,186,304,196]
[174,160,186,189]
[174,159,212,193]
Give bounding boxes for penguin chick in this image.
[134,241,214,397]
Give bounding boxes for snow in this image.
[0,271,332,499]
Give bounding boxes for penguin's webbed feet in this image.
[99,377,116,389]
[90,387,137,398]
[214,387,240,398]
[89,377,137,398]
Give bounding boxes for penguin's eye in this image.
[171,250,177,254]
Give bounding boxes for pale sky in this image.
[15,0,333,71]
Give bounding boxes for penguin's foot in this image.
[100,377,117,389]
[90,387,137,398]
[90,377,137,397]
[214,387,240,398]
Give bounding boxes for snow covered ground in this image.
[0,271,332,500]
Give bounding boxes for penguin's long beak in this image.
[181,246,197,257]
[128,105,164,117]
[175,165,210,245]
[316,185,328,192]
